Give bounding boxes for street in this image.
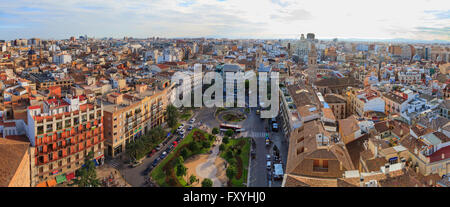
[104,105,289,187]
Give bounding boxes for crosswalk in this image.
[108,159,121,169]
[245,131,269,138]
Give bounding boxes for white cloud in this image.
[0,0,449,40]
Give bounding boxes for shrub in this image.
[201,141,210,149]
[235,156,243,179]
[226,166,236,180]
[202,178,213,187]
[225,150,234,160]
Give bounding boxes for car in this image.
[155,143,163,151]
[152,159,159,167]
[187,125,193,131]
[180,123,185,128]
[176,137,181,142]
[173,141,178,147]
[142,166,153,175]
[272,123,278,132]
[189,118,196,124]
[148,149,157,157]
[266,154,271,161]
[131,160,143,168]
[160,151,167,159]
[266,161,271,170]
[179,129,185,135]
[256,110,260,115]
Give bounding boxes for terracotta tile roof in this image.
[0,138,30,187]
[428,145,450,163]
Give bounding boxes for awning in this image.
[36,181,48,187]
[56,174,67,184]
[66,172,75,181]
[47,179,57,187]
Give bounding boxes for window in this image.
[313,159,328,172]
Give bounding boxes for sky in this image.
[0,0,449,41]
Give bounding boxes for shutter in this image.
[323,160,328,168]
[313,159,320,168]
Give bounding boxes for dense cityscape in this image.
[0,33,448,187]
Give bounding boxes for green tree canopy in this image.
[72,151,100,187]
[166,104,179,128]
[201,178,213,187]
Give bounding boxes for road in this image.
[105,111,198,187]
[244,108,288,187]
[104,105,289,187]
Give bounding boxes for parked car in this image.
[266,161,271,170]
[131,160,143,168]
[187,125,193,131]
[173,141,178,147]
[189,118,196,124]
[148,149,157,157]
[142,166,153,175]
[160,151,167,159]
[152,159,159,167]
[155,144,163,151]
[266,154,271,161]
[179,129,185,135]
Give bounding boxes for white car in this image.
[179,129,185,135]
[266,161,271,170]
[266,154,271,161]
[189,118,196,124]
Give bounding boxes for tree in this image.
[166,104,179,128]
[188,142,200,153]
[225,129,234,137]
[189,175,197,185]
[219,144,225,151]
[201,178,213,187]
[180,148,188,158]
[201,141,210,149]
[72,151,100,187]
[222,136,229,144]
[226,166,236,179]
[176,163,187,177]
[212,127,219,135]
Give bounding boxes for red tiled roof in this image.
[429,146,450,163]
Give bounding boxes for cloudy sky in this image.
[0,0,449,41]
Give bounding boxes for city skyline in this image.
[1,0,449,41]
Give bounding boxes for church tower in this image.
[308,43,317,66]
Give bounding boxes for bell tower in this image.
[308,43,317,66]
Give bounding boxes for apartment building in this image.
[28,72,75,90]
[345,88,385,117]
[103,83,173,157]
[26,95,105,187]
